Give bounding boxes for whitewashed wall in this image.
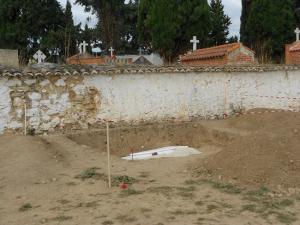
[1,70,300,133]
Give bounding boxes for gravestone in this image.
[109,47,115,57]
[138,47,143,55]
[33,50,46,64]
[79,41,89,54]
[295,28,300,42]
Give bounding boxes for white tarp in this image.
[122,146,201,160]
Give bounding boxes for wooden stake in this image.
[24,100,27,136]
[106,121,111,188]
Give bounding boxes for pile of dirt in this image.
[193,111,300,188]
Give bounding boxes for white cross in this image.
[295,28,300,42]
[109,47,114,57]
[190,36,199,51]
[78,41,89,54]
[33,50,46,64]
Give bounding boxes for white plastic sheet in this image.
[122,146,201,160]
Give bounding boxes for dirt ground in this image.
[1,111,300,225]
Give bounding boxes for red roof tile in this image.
[289,42,300,52]
[181,43,247,61]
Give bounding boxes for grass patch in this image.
[112,175,136,187]
[19,203,33,212]
[260,199,294,211]
[195,201,205,206]
[119,188,144,197]
[115,215,137,223]
[241,190,297,224]
[51,215,73,221]
[76,201,99,208]
[241,204,257,212]
[75,168,104,180]
[57,199,70,205]
[147,186,175,197]
[177,186,196,192]
[85,201,99,208]
[167,216,176,221]
[140,207,152,213]
[218,202,233,209]
[278,199,294,207]
[184,179,199,185]
[176,186,196,198]
[211,182,242,194]
[247,186,270,196]
[170,209,197,215]
[66,182,77,186]
[276,212,298,224]
[139,172,150,178]
[207,204,218,213]
[102,220,114,225]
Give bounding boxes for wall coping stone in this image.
[0,64,300,77]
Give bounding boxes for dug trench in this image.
[66,121,232,157]
[67,110,300,189]
[1,111,300,225]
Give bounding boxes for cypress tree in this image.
[64,0,77,58]
[295,0,300,26]
[240,0,252,46]
[139,0,211,62]
[209,0,231,45]
[244,0,296,62]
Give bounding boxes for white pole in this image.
[106,121,111,188]
[24,100,27,136]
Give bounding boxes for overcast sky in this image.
[58,0,241,37]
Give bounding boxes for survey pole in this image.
[106,121,111,188]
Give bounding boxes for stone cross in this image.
[295,28,300,42]
[78,41,88,54]
[109,47,114,57]
[33,50,46,64]
[190,36,199,51]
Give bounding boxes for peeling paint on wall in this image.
[0,78,11,132]
[1,70,300,134]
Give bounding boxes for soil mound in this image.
[193,111,300,188]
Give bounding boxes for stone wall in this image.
[1,66,300,134]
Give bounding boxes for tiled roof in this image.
[289,42,300,52]
[0,65,299,77]
[181,43,251,61]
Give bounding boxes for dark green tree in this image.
[240,0,252,46]
[294,0,300,26]
[120,0,139,54]
[209,0,231,45]
[244,0,296,62]
[75,0,138,53]
[0,0,65,64]
[139,0,211,62]
[138,0,153,49]
[64,0,77,59]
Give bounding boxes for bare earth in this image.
[1,111,300,225]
